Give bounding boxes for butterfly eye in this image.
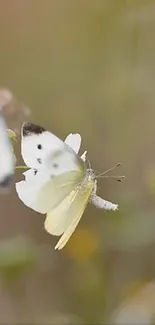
[37,144,42,150]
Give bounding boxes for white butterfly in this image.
[0,114,15,186]
[16,122,119,250]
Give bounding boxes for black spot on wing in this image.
[34,169,38,175]
[52,163,58,168]
[22,122,46,136]
[37,158,42,164]
[37,144,42,149]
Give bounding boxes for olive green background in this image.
[0,1,155,323]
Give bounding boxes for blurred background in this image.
[0,0,155,324]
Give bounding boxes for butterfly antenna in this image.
[97,175,125,182]
[96,163,121,178]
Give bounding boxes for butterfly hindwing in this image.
[38,170,85,213]
[45,178,94,249]
[44,188,79,236]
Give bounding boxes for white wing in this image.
[16,170,84,214]
[16,168,51,213]
[65,133,87,162]
[64,133,81,153]
[0,115,15,186]
[16,123,86,213]
[21,122,84,176]
[44,180,94,250]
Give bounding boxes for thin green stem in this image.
[16,166,29,170]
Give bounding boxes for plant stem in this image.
[15,166,29,170]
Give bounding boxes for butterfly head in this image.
[86,168,95,177]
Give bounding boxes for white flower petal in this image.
[91,194,118,211]
[65,133,81,153]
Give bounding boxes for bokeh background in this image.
[0,0,155,324]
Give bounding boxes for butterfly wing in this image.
[44,188,79,235]
[0,115,15,186]
[16,170,84,213]
[44,179,94,250]
[16,123,87,214]
[64,133,81,153]
[21,122,84,175]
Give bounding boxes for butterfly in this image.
[16,122,121,250]
[0,114,15,186]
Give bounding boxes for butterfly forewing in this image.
[21,122,84,175]
[16,169,85,214]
